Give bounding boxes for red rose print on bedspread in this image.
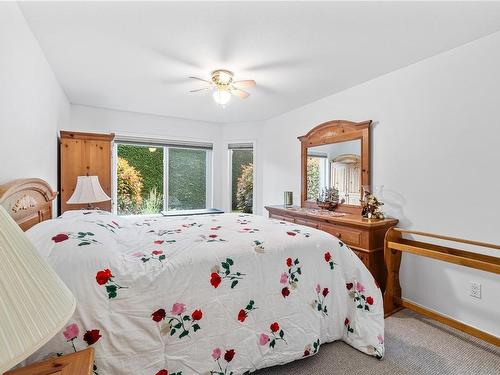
[346,281,374,311]
[60,323,102,374]
[324,251,337,270]
[134,250,166,265]
[312,284,329,316]
[152,303,203,339]
[155,370,182,375]
[344,318,354,334]
[191,309,203,321]
[238,309,247,322]
[303,339,320,357]
[286,228,310,238]
[52,232,99,246]
[209,347,236,374]
[237,300,257,323]
[259,322,287,349]
[52,233,69,243]
[210,258,245,289]
[152,308,166,322]
[96,269,112,285]
[280,257,301,298]
[210,272,222,288]
[83,329,102,345]
[95,269,127,299]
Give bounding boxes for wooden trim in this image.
[384,227,500,346]
[0,178,57,231]
[388,240,500,274]
[392,228,500,250]
[298,120,371,214]
[60,130,115,142]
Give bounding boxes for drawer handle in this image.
[336,233,342,238]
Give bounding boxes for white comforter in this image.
[26,211,384,375]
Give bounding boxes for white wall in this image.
[259,31,500,336]
[68,104,225,208]
[0,2,69,199]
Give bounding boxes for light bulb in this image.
[213,90,231,105]
[218,71,232,85]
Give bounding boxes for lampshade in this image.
[67,176,111,204]
[0,206,76,373]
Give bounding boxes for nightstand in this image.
[4,348,94,375]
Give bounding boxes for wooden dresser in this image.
[59,131,114,214]
[265,205,398,290]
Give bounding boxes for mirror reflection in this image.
[306,139,361,205]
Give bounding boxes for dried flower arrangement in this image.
[361,190,385,219]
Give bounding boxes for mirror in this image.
[299,120,371,214]
[306,139,361,205]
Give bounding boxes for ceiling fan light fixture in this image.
[212,89,232,105]
[212,69,233,86]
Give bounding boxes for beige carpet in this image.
[255,310,500,374]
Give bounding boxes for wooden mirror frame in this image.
[298,119,372,215]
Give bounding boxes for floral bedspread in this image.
[26,211,384,375]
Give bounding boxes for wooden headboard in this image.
[0,178,57,231]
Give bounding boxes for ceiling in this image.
[20,1,500,124]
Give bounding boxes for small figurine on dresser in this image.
[317,187,340,210]
[361,190,385,219]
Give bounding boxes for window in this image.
[306,153,328,200]
[167,148,208,210]
[114,140,212,215]
[228,143,254,213]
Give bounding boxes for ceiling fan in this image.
[189,70,256,106]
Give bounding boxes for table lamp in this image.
[66,176,111,209]
[0,206,76,373]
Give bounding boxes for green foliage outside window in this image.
[117,144,164,201]
[116,145,208,214]
[117,157,144,214]
[168,148,207,210]
[307,157,320,200]
[236,163,253,213]
[231,150,253,211]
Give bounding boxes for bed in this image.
[1,179,384,375]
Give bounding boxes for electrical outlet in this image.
[470,281,481,299]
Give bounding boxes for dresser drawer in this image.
[318,222,363,247]
[270,214,295,223]
[294,218,319,229]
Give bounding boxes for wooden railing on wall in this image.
[384,227,500,346]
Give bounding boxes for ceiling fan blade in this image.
[233,80,256,88]
[189,76,212,84]
[189,87,209,93]
[231,88,250,99]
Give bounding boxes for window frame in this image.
[226,140,256,214]
[112,141,213,215]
